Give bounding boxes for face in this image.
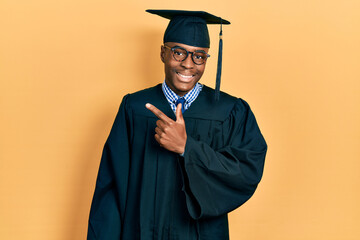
[161,42,209,96]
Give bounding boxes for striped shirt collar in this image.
[162,81,203,114]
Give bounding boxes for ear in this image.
[160,45,165,63]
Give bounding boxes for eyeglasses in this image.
[164,45,210,65]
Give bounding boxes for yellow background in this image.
[1,0,359,239]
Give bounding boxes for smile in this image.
[176,72,194,79]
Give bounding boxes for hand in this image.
[146,103,187,154]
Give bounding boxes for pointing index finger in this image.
[146,103,172,123]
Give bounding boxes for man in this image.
[87,9,267,240]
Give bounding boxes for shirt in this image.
[162,81,203,114]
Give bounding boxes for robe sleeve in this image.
[181,99,267,219]
[87,95,131,240]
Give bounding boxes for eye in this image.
[194,53,207,60]
[174,50,184,56]
[171,47,187,55]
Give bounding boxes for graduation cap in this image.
[146,9,231,100]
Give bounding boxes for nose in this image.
[180,54,195,69]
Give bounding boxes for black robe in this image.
[87,84,267,240]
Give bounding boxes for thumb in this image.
[175,103,183,122]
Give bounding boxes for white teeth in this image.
[177,73,193,79]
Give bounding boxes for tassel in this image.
[215,19,223,101]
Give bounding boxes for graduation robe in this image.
[87,84,267,240]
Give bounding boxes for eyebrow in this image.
[172,45,207,53]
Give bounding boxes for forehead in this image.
[165,42,209,52]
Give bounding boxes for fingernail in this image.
[145,103,151,108]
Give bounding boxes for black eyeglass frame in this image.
[163,45,210,65]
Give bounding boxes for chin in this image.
[174,82,196,94]
[165,73,200,96]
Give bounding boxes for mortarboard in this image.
[146,9,231,100]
